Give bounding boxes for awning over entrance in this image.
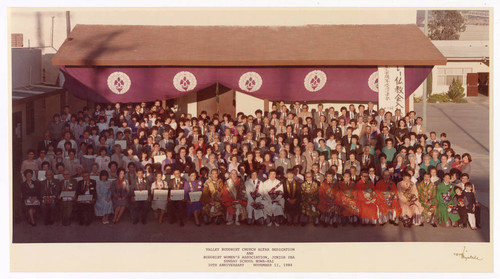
[53,24,446,103]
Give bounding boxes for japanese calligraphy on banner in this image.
[377,66,405,114]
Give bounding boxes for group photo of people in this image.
[18,100,480,231]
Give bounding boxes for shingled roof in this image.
[52,24,446,66]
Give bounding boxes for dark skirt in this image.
[187,201,202,217]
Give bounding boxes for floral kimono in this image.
[300,180,320,217]
[333,181,359,217]
[436,181,460,223]
[318,181,337,214]
[318,181,338,223]
[356,180,379,222]
[201,178,224,218]
[221,177,248,220]
[416,180,437,220]
[375,179,402,222]
[397,181,424,218]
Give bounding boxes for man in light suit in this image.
[193,149,209,173]
[410,117,426,135]
[290,146,306,173]
[243,132,258,151]
[304,143,319,173]
[275,150,292,174]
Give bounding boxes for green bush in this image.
[427,93,450,103]
[447,78,467,102]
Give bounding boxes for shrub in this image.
[427,93,450,103]
[447,78,467,102]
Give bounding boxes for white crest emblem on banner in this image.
[107,72,131,94]
[58,71,66,87]
[238,72,263,92]
[304,70,327,92]
[368,71,379,92]
[173,71,197,92]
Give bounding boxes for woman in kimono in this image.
[417,172,438,227]
[334,172,360,225]
[94,170,113,224]
[201,169,225,225]
[356,169,380,225]
[222,170,248,225]
[184,171,203,226]
[151,172,168,224]
[300,172,320,226]
[261,169,285,227]
[397,172,424,227]
[283,169,302,226]
[244,170,265,225]
[21,169,41,226]
[374,170,401,225]
[110,168,130,224]
[436,173,461,227]
[318,172,339,227]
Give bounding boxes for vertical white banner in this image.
[377,66,405,114]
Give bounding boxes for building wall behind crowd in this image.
[12,91,90,161]
[12,48,42,88]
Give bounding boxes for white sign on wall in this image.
[377,66,405,114]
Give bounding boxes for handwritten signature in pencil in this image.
[453,246,483,261]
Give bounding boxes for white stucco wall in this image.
[235,91,265,116]
[413,61,489,98]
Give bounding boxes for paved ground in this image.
[12,96,491,243]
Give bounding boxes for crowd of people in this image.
[19,100,480,230]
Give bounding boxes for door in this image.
[478,72,489,96]
[467,73,479,97]
[196,83,235,118]
[12,111,23,224]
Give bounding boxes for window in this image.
[11,33,23,47]
[26,101,35,135]
[436,67,473,86]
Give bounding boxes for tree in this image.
[428,10,466,40]
[447,78,467,103]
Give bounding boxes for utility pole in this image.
[422,10,428,128]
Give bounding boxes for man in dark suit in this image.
[341,127,355,148]
[359,126,373,147]
[75,172,97,226]
[313,104,326,126]
[78,130,95,147]
[283,125,298,145]
[59,170,78,226]
[40,170,61,225]
[187,127,205,145]
[377,126,395,149]
[347,104,358,122]
[364,102,377,119]
[168,169,187,226]
[38,131,53,153]
[325,119,342,140]
[358,146,376,170]
[130,168,151,224]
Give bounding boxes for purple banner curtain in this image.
[60,66,432,103]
